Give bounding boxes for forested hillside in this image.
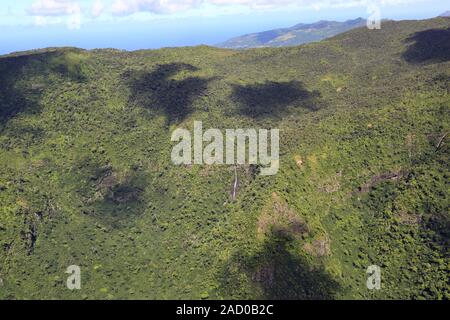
[217,18,366,49]
[0,18,449,299]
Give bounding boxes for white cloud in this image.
[27,0,428,21]
[29,0,82,29]
[108,0,426,16]
[34,16,48,26]
[91,0,105,17]
[29,0,81,16]
[111,0,203,16]
[33,15,66,27]
[67,11,82,29]
[208,0,424,10]
[209,0,295,7]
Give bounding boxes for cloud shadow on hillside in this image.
[79,163,149,229]
[124,63,212,124]
[231,80,323,118]
[0,53,49,125]
[0,50,86,126]
[402,28,450,64]
[217,235,341,300]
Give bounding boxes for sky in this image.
[0,0,449,54]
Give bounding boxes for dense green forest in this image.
[0,18,449,300]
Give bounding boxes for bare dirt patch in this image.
[356,170,406,194]
[257,192,309,240]
[303,235,331,257]
[397,211,422,226]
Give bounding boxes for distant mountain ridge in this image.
[439,11,450,17]
[217,18,366,49]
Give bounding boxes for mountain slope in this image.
[0,18,449,300]
[217,18,366,49]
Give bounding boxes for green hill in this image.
[217,18,367,49]
[0,18,449,300]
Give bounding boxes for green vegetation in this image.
[0,18,449,300]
